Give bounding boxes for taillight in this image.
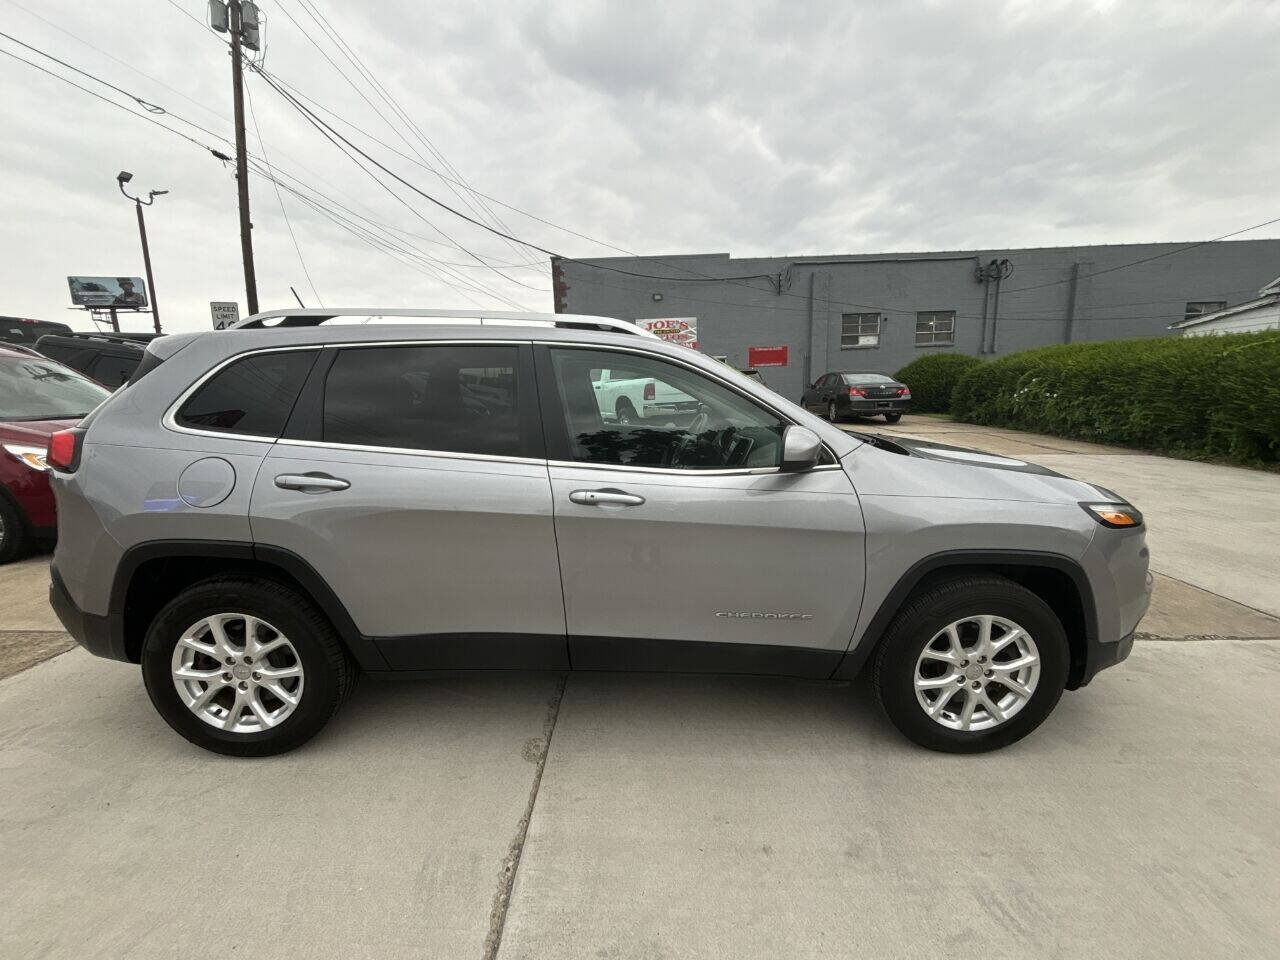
[848,387,866,397]
[643,382,656,400]
[46,429,82,472]
[897,386,910,396]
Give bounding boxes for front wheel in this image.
[141,577,355,756]
[872,575,1069,753]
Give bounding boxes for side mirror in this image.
[780,425,823,472]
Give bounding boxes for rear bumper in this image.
[845,399,911,415]
[1072,631,1135,688]
[49,564,129,662]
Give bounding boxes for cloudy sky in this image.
[1,0,1277,333]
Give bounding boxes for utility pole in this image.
[116,170,167,334]
[227,0,259,315]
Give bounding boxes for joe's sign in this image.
[640,317,698,349]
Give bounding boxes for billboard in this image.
[67,276,148,309]
[639,317,697,349]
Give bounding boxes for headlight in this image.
[1,443,49,472]
[1081,502,1143,528]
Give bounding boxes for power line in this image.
[998,219,1280,296]
[0,30,526,310]
[291,0,534,266]
[4,0,231,125]
[7,27,1274,326]
[249,65,545,300]
[239,68,1280,323]
[244,75,322,307]
[0,44,223,156]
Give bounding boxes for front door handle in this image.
[275,472,350,493]
[569,488,645,507]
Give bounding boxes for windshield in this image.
[0,355,110,420]
[842,373,894,383]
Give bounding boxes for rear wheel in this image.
[884,413,903,424]
[872,575,1068,753]
[141,577,355,756]
[0,493,30,564]
[827,400,843,423]
[616,398,638,424]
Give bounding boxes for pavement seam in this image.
[1147,570,1280,622]
[482,672,568,960]
[1136,633,1280,643]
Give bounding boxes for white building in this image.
[1170,276,1280,336]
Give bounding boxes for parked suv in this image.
[35,332,154,389]
[47,310,1151,756]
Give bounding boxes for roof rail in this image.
[233,308,661,340]
[35,331,155,346]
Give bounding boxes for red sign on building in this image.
[747,345,789,367]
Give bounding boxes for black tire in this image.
[616,398,638,424]
[872,575,1069,753]
[827,400,843,423]
[141,577,356,757]
[883,413,903,424]
[0,491,30,564]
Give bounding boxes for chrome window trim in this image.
[546,459,844,477]
[161,339,531,443]
[161,338,843,472]
[162,344,325,443]
[275,437,547,467]
[544,341,843,468]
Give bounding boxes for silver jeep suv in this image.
[46,310,1151,756]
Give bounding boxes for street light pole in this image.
[116,171,167,334]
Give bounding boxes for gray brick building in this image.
[552,239,1280,400]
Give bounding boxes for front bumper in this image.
[49,564,129,662]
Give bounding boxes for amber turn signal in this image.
[1081,502,1143,528]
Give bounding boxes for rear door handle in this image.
[274,473,350,493]
[569,488,645,507]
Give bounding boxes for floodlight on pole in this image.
[115,172,165,333]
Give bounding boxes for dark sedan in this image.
[800,371,911,423]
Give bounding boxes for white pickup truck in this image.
[592,368,698,424]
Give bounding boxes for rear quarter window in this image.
[175,350,316,437]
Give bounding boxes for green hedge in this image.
[894,354,982,413]
[950,331,1280,464]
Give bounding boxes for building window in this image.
[915,311,955,347]
[1184,301,1226,322]
[840,313,881,349]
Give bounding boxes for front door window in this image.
[548,348,787,470]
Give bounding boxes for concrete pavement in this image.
[499,643,1279,959]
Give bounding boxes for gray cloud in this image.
[0,0,1277,333]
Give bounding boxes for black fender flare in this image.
[110,539,388,670]
[829,549,1097,683]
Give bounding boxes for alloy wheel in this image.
[913,615,1040,731]
[170,613,305,733]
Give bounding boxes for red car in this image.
[0,345,110,562]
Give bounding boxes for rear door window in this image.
[176,350,316,437]
[321,344,527,457]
